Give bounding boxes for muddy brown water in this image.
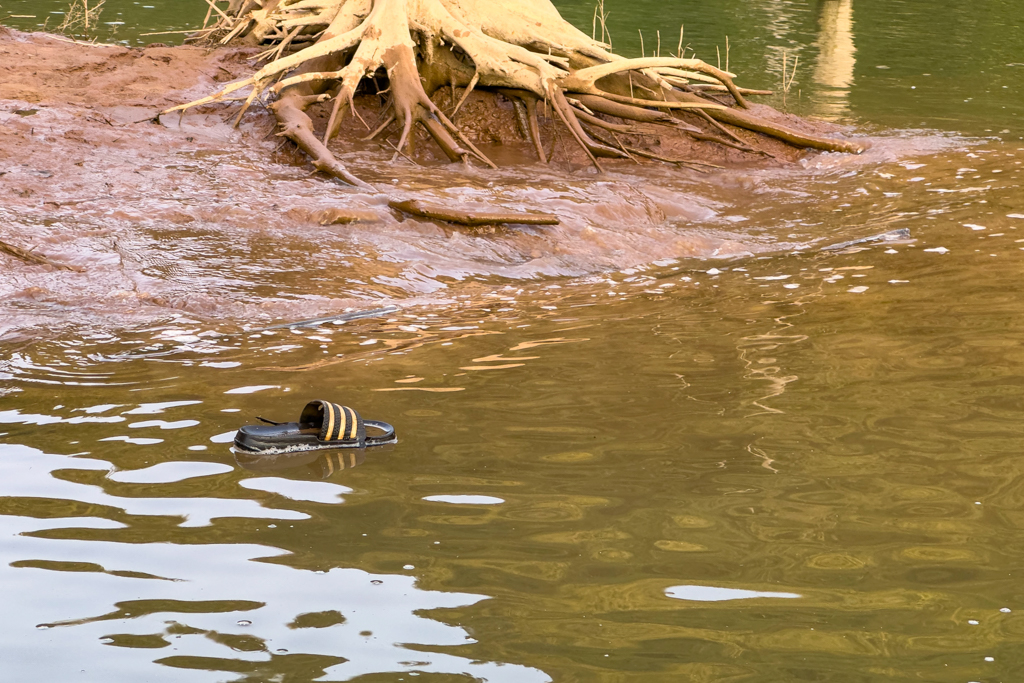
[3,1,1024,681]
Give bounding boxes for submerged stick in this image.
[820,228,911,251]
[257,306,401,331]
[0,239,81,271]
[389,200,559,227]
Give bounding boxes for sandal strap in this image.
[300,400,365,444]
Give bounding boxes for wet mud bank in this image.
[0,28,914,341]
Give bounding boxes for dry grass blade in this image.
[592,0,611,47]
[782,50,799,94]
[56,0,105,36]
[203,0,231,24]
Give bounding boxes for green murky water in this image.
[3,1,1024,682]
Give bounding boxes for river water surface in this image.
[2,1,1024,681]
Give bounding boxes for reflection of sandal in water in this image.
[233,400,397,454]
[312,450,365,478]
[235,447,368,478]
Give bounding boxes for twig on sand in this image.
[386,139,420,166]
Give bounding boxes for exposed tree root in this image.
[170,0,867,187]
[671,90,866,155]
[497,88,547,163]
[272,89,372,188]
[389,199,560,226]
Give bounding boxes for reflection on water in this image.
[0,439,550,681]
[3,523,546,681]
[2,135,1024,680]
[235,446,367,479]
[813,0,856,118]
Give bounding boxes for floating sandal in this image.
[233,400,397,455]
